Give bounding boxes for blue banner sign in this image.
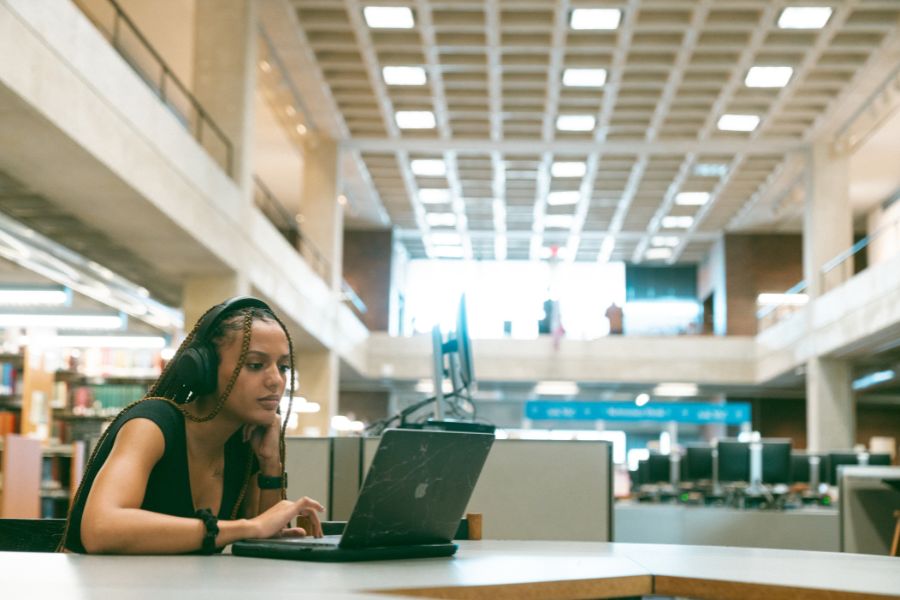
[525,401,751,424]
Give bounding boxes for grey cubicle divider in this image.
[284,437,331,518]
[839,465,900,555]
[362,437,613,541]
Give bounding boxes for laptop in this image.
[232,428,494,562]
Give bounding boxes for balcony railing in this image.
[73,0,233,175]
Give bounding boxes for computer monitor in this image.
[645,452,671,484]
[868,453,891,467]
[828,451,894,486]
[716,439,750,483]
[683,444,713,481]
[791,452,826,485]
[761,439,792,484]
[456,294,474,389]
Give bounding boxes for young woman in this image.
[61,296,324,554]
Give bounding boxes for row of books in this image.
[0,410,18,435]
[0,362,21,396]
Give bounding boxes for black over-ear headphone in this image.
[164,296,272,402]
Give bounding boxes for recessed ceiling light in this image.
[551,161,587,177]
[777,6,832,29]
[534,380,579,395]
[539,246,569,260]
[653,382,698,397]
[562,68,607,87]
[544,215,574,228]
[661,216,694,229]
[259,60,272,73]
[570,8,621,30]
[651,236,680,247]
[432,246,464,259]
[634,393,650,407]
[745,66,794,88]
[363,6,414,29]
[410,159,446,177]
[431,232,462,245]
[295,123,307,135]
[426,213,456,227]
[556,115,596,132]
[395,110,435,129]
[694,163,728,177]
[383,66,427,85]
[717,114,760,132]
[675,192,711,206]
[419,188,451,203]
[546,191,581,206]
[645,247,673,260]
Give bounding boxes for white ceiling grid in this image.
[286,0,900,264]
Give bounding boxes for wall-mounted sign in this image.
[524,401,751,424]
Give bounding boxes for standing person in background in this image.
[61,296,323,554]
[605,301,624,335]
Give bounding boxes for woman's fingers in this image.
[277,527,306,538]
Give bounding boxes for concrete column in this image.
[806,357,854,452]
[294,348,339,437]
[300,137,343,290]
[803,143,852,298]
[182,274,249,332]
[193,0,257,192]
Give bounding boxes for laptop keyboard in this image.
[276,534,341,547]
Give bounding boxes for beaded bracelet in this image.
[195,508,219,555]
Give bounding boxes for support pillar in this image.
[182,275,249,332]
[806,357,854,452]
[193,0,257,193]
[294,348,339,437]
[300,137,343,290]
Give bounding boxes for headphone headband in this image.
[193,296,272,345]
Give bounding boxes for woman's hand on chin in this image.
[243,412,281,471]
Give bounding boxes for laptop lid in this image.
[339,428,494,549]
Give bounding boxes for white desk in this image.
[1,541,898,599]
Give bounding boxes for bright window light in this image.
[411,159,446,176]
[570,8,621,30]
[745,66,794,88]
[432,246,464,259]
[661,216,694,229]
[562,68,607,87]
[383,66,426,85]
[694,163,728,177]
[419,188,451,203]
[19,335,167,349]
[644,247,672,260]
[534,381,579,396]
[651,236,680,247]
[778,6,832,29]
[852,370,895,391]
[0,313,123,330]
[544,215,574,228]
[551,161,587,178]
[556,115,596,132]
[653,382,698,397]
[757,292,809,306]
[363,6,414,29]
[431,232,461,245]
[547,191,581,206]
[717,114,760,132]
[395,110,435,129]
[0,288,68,306]
[675,192,711,206]
[426,213,457,227]
[539,246,569,260]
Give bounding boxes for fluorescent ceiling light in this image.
[675,192,711,206]
[694,163,728,177]
[539,246,568,260]
[562,68,607,87]
[534,381,579,396]
[432,246,464,259]
[0,288,68,306]
[20,335,166,349]
[756,292,809,306]
[777,6,832,29]
[551,161,587,178]
[570,8,621,30]
[431,232,461,245]
[395,110,435,129]
[851,370,895,391]
[419,188,451,203]
[717,114,760,132]
[661,216,694,229]
[363,6,414,29]
[556,115,596,132]
[653,382,698,397]
[745,66,794,88]
[426,213,456,227]
[494,236,507,261]
[547,191,581,206]
[544,215,574,228]
[651,236,680,247]
[644,247,672,260]
[383,66,426,85]
[634,393,650,407]
[0,313,123,330]
[411,159,446,177]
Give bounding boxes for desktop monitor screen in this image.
[646,453,671,484]
[791,452,826,485]
[868,453,891,466]
[828,452,860,486]
[761,439,792,484]
[717,440,750,483]
[683,444,713,481]
[456,294,474,388]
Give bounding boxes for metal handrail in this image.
[73,0,233,175]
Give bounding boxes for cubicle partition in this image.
[284,435,614,540]
[839,465,900,555]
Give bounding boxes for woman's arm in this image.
[80,419,320,554]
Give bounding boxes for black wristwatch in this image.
[258,472,287,489]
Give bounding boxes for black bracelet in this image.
[195,508,219,554]
[258,472,287,489]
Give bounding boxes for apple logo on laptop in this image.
[415,482,428,499]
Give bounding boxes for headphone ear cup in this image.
[174,345,218,398]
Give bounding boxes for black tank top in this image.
[64,399,252,553]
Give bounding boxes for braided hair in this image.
[58,301,297,551]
